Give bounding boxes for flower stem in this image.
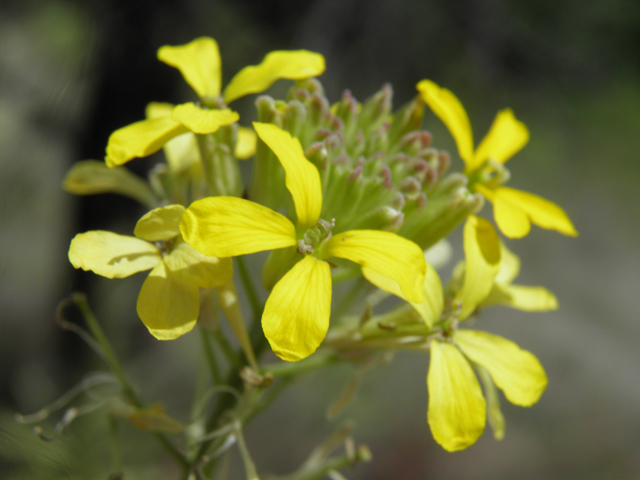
[70,293,188,470]
[200,326,222,384]
[235,256,262,321]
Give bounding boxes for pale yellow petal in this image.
[428,340,486,452]
[223,50,325,104]
[172,103,239,135]
[69,231,160,279]
[145,102,174,119]
[457,216,501,319]
[482,284,558,311]
[162,132,201,172]
[455,330,547,407]
[473,109,529,168]
[164,241,233,289]
[493,187,578,238]
[134,205,186,242]
[262,256,331,362]
[362,263,443,328]
[416,79,474,167]
[324,230,426,303]
[235,126,257,159]
[477,366,505,440]
[157,37,221,98]
[253,122,322,229]
[137,262,198,340]
[483,185,531,238]
[180,196,297,257]
[105,117,188,168]
[62,160,156,207]
[494,241,521,285]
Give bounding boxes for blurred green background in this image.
[1,0,639,478]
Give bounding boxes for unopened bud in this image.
[304,142,328,170]
[351,206,404,231]
[358,83,393,135]
[387,95,425,144]
[283,100,307,138]
[256,95,283,126]
[399,176,421,194]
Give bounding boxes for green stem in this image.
[262,352,341,378]
[70,293,188,470]
[200,327,222,384]
[213,328,241,366]
[235,256,262,321]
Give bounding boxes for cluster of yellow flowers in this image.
[64,37,577,453]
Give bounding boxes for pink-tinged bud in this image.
[399,176,421,194]
[380,165,393,188]
[314,129,333,141]
[291,88,310,103]
[437,151,451,176]
[348,166,363,181]
[390,192,406,210]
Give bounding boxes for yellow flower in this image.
[106,37,325,168]
[180,123,427,362]
[417,79,578,239]
[68,205,232,339]
[364,216,548,451]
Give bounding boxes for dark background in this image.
[1,0,639,478]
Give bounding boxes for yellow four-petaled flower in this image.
[417,79,578,239]
[69,205,232,339]
[105,37,325,168]
[180,123,427,361]
[365,215,552,451]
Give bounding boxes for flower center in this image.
[297,218,336,255]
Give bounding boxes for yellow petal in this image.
[172,103,239,135]
[235,126,257,159]
[493,187,578,238]
[162,132,201,172]
[145,102,174,119]
[164,241,233,289]
[324,230,426,303]
[480,185,530,238]
[62,160,156,207]
[69,231,160,278]
[223,50,326,104]
[180,196,297,257]
[416,79,474,167]
[137,262,198,340]
[262,255,331,362]
[105,117,188,168]
[455,330,547,406]
[473,109,529,168]
[477,366,506,440]
[253,122,322,229]
[428,340,486,452]
[362,262,443,328]
[494,241,521,285]
[482,284,558,311]
[145,103,201,172]
[457,216,501,319]
[134,205,186,242]
[157,37,222,98]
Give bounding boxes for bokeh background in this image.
[1,0,639,478]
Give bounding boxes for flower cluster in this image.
[64,36,576,454]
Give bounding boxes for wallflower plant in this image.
[24,35,578,479]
